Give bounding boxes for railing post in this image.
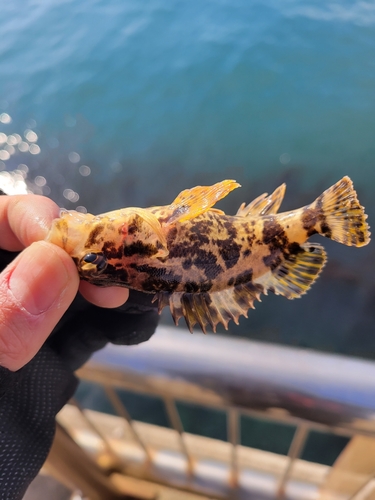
[44,423,134,500]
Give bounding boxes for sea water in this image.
[0,0,374,355]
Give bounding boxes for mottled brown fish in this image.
[47,176,370,332]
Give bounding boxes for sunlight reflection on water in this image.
[0,112,91,211]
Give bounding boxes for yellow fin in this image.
[315,176,371,247]
[255,243,327,299]
[155,282,262,333]
[165,179,241,224]
[208,208,226,215]
[122,207,169,258]
[236,184,286,216]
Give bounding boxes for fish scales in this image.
[46,177,370,332]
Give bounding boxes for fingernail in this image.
[9,242,70,315]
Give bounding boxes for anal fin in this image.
[255,243,327,299]
[156,281,263,333]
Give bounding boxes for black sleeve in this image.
[0,249,159,500]
[0,347,77,500]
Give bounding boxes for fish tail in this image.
[309,176,370,247]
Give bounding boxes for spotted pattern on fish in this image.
[86,224,105,246]
[46,177,370,332]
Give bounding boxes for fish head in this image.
[46,207,169,283]
[46,209,108,277]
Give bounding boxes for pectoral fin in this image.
[123,208,169,258]
[164,179,241,224]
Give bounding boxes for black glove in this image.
[0,249,159,500]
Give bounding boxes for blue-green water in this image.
[1,0,375,355]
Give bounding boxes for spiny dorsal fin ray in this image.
[155,281,263,333]
[165,180,241,225]
[255,243,327,299]
[236,184,286,217]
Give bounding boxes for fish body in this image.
[47,177,370,332]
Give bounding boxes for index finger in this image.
[0,194,60,251]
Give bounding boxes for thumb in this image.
[0,241,79,371]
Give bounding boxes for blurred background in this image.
[2,0,375,484]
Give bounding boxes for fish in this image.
[46,176,370,333]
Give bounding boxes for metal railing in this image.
[49,325,375,500]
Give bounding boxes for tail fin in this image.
[314,176,370,247]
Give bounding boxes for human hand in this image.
[0,193,159,500]
[0,194,129,371]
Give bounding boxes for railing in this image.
[47,325,375,500]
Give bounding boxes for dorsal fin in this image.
[154,282,263,333]
[164,180,241,225]
[255,243,327,299]
[236,184,286,217]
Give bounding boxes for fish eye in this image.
[82,253,98,263]
[81,252,107,273]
